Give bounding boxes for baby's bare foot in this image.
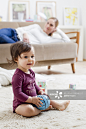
[57,101,70,111]
[41,105,52,111]
[46,105,52,110]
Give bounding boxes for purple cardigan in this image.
[12,68,41,112]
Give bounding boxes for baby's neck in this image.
[25,70,30,74]
[17,67,30,74]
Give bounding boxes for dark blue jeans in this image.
[0,28,20,44]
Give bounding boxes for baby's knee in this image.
[26,105,35,113]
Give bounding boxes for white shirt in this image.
[16,24,71,44]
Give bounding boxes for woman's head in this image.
[9,41,35,71]
[43,17,59,36]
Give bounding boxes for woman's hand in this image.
[32,96,43,107]
[23,33,29,43]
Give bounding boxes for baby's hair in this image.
[8,41,32,65]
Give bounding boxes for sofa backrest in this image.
[0,22,45,29]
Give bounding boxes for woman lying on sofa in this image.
[0,17,70,44]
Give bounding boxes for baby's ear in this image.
[14,58,18,63]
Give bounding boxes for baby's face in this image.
[17,47,35,72]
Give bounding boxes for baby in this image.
[9,41,70,117]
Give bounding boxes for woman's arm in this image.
[16,24,41,42]
[56,28,71,42]
[30,27,71,44]
[16,24,40,35]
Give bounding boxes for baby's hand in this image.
[42,93,51,99]
[32,96,43,107]
[38,90,50,99]
[38,90,44,95]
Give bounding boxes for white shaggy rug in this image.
[0,73,86,129]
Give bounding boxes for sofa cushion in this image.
[0,22,19,29]
[0,42,77,64]
[0,22,45,29]
[32,42,77,61]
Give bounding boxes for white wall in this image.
[0,0,86,59]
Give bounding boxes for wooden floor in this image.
[33,61,86,75]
